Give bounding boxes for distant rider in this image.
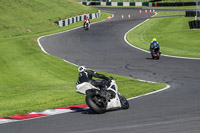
[83,16,90,28]
[77,66,110,91]
[150,38,160,53]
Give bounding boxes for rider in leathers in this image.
[83,16,90,28]
[77,66,110,91]
[150,38,160,53]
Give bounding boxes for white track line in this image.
[37,13,115,56]
[38,14,115,65]
[124,12,200,60]
[0,119,19,124]
[0,11,173,125]
[37,12,170,103]
[128,84,170,100]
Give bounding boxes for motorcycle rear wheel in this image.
[86,93,106,114]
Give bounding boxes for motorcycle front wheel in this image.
[86,93,106,114]
[85,23,89,30]
[156,51,160,60]
[118,93,129,109]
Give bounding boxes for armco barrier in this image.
[154,1,197,6]
[79,1,199,7]
[54,10,101,27]
[79,2,146,6]
[189,20,200,29]
[185,11,200,17]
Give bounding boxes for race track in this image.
[1,7,200,133]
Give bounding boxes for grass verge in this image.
[0,0,166,117]
[126,11,200,58]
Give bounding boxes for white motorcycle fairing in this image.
[76,80,122,110]
[85,20,90,27]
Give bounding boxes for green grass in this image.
[0,0,166,117]
[127,11,200,58]
[155,11,185,16]
[0,0,98,38]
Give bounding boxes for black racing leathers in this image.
[77,70,109,91]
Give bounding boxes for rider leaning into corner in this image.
[83,16,90,28]
[150,38,160,52]
[76,66,111,91]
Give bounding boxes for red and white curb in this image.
[0,13,114,125]
[0,83,170,125]
[0,12,173,125]
[0,84,170,125]
[0,104,88,124]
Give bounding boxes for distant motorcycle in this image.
[76,78,129,114]
[83,19,90,30]
[151,46,161,60]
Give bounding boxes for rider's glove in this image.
[109,77,113,81]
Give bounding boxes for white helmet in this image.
[78,66,87,73]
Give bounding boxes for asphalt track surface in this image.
[1,7,200,133]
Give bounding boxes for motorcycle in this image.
[76,78,129,114]
[151,46,161,60]
[83,19,90,30]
